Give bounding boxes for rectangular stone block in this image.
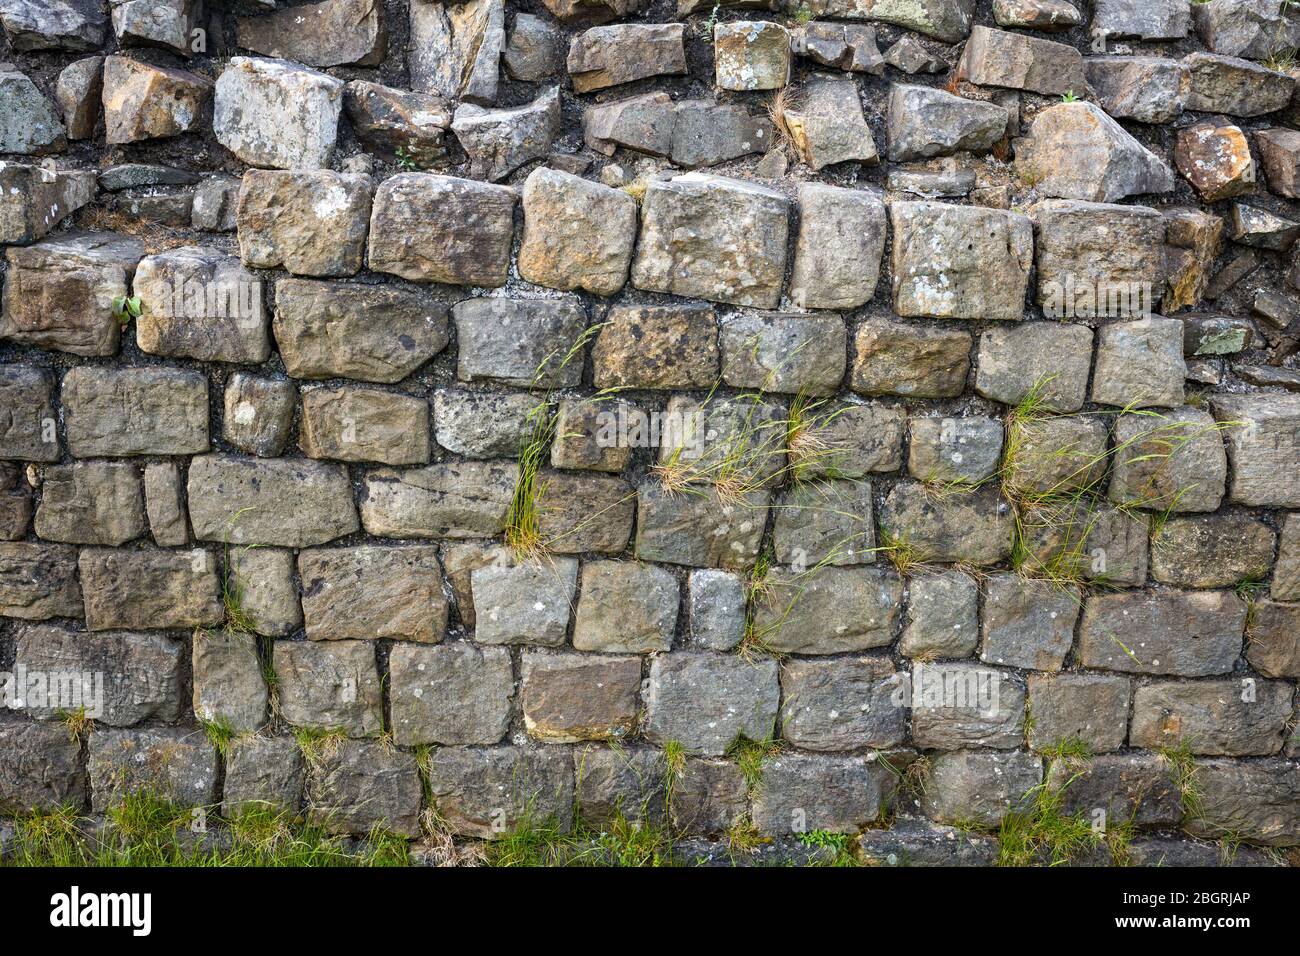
[1027,673,1131,754]
[424,745,574,839]
[0,542,83,620]
[62,366,208,457]
[453,298,588,387]
[1130,679,1293,756]
[521,650,642,743]
[779,657,906,751]
[573,560,678,653]
[753,566,902,655]
[644,652,779,757]
[1212,393,1300,507]
[471,556,578,647]
[0,721,86,814]
[0,365,58,461]
[1078,590,1245,676]
[88,727,218,812]
[272,640,383,738]
[299,387,431,465]
[909,663,1026,750]
[752,754,887,835]
[306,739,422,837]
[389,642,513,746]
[299,545,448,643]
[360,461,517,539]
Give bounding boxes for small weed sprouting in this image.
[696,1,721,39]
[1158,740,1205,821]
[798,829,859,867]
[111,294,142,329]
[1060,90,1080,103]
[57,707,94,745]
[198,715,237,758]
[997,780,1100,867]
[727,736,780,792]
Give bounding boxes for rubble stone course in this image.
[1,0,1298,869]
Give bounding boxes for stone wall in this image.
[1,0,1299,866]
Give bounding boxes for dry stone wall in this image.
[1,0,1299,866]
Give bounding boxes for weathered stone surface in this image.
[688,569,745,651]
[795,403,905,479]
[720,312,846,397]
[891,202,1032,321]
[752,754,887,834]
[714,21,791,91]
[568,23,686,93]
[994,0,1079,30]
[975,323,1092,413]
[455,298,587,387]
[922,750,1041,826]
[1022,502,1151,587]
[424,745,574,839]
[754,566,902,655]
[223,373,294,458]
[908,416,1003,485]
[572,745,666,827]
[0,63,66,154]
[0,722,86,814]
[79,548,221,631]
[882,33,947,73]
[1151,514,1275,588]
[644,652,779,756]
[63,366,207,457]
[134,246,268,363]
[535,472,635,555]
[409,0,504,104]
[505,13,565,80]
[236,0,385,67]
[34,461,144,546]
[1091,317,1187,409]
[786,77,878,169]
[1,232,144,357]
[191,174,240,231]
[229,547,301,637]
[1084,57,1189,125]
[518,167,637,296]
[142,461,186,547]
[299,387,430,466]
[635,483,769,571]
[1175,121,1256,203]
[1003,416,1108,498]
[88,728,217,812]
[1212,394,1300,508]
[0,0,106,51]
[300,546,447,643]
[274,279,449,384]
[979,575,1079,672]
[1047,754,1182,827]
[795,21,885,73]
[102,56,209,145]
[1257,126,1300,198]
[592,304,718,390]
[788,183,885,310]
[859,816,998,866]
[188,455,359,547]
[452,86,561,182]
[0,366,57,461]
[1131,679,1292,755]
[1194,0,1300,60]
[879,482,1014,566]
[910,663,1026,749]
[1108,408,1228,513]
[0,164,94,244]
[1247,601,1300,677]
[900,570,978,659]
[1184,759,1300,847]
[1078,590,1245,676]
[632,173,790,309]
[0,543,82,620]
[361,461,517,539]
[780,657,906,751]
[1034,200,1165,318]
[573,561,678,653]
[435,390,535,459]
[1229,202,1299,250]
[274,640,383,737]
[368,173,515,287]
[887,84,1007,162]
[472,556,578,646]
[15,624,182,725]
[583,93,773,167]
[307,739,421,837]
[772,479,874,567]
[111,0,202,54]
[223,736,303,814]
[1273,514,1300,602]
[389,642,512,746]
[808,0,974,43]
[1094,0,1190,40]
[1184,52,1295,116]
[1164,207,1225,311]
[957,25,1087,95]
[670,757,747,835]
[214,57,342,169]
[192,630,267,732]
[1027,673,1130,754]
[345,80,448,162]
[1016,102,1175,203]
[521,651,642,742]
[237,170,371,277]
